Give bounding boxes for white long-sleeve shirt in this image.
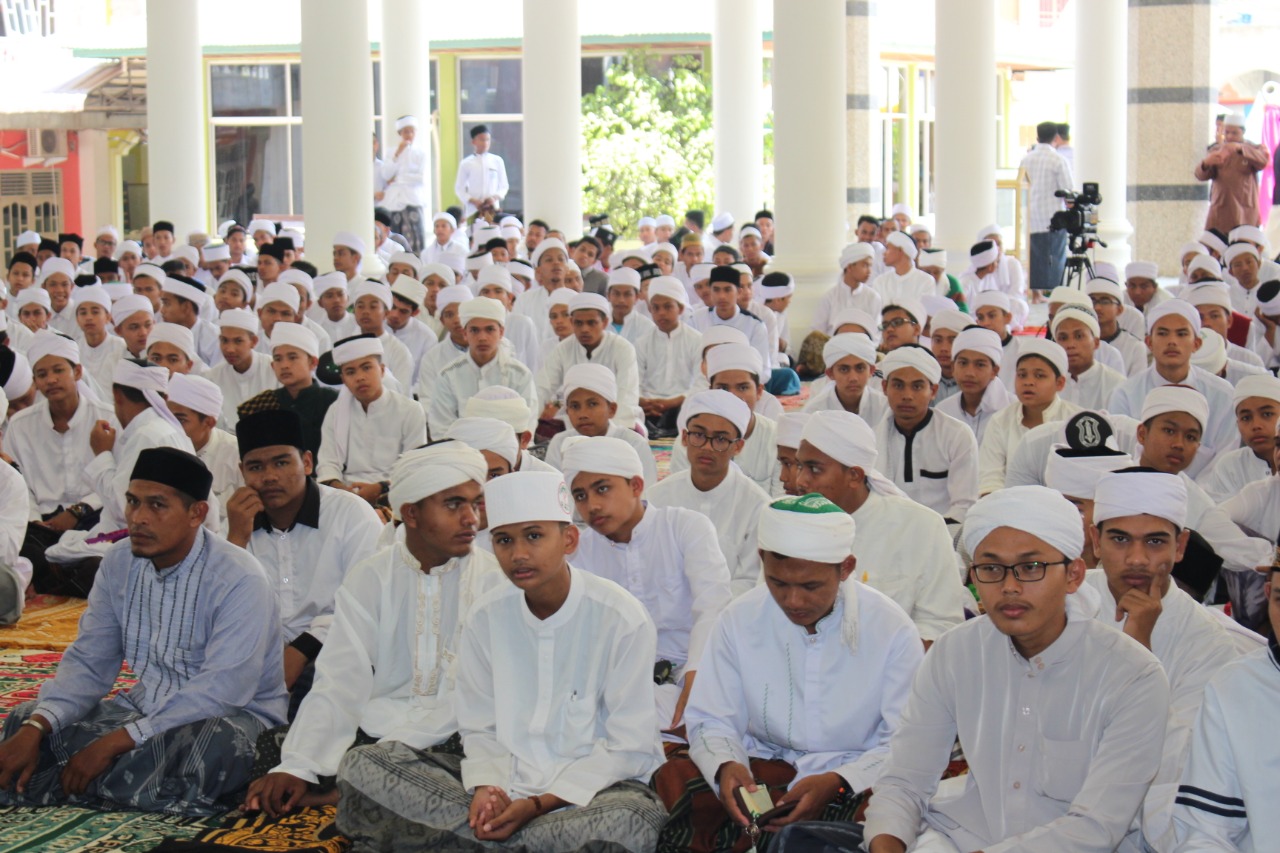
[273,536,505,783]
[870,267,936,307]
[810,282,883,336]
[78,335,126,395]
[1108,366,1238,479]
[6,396,118,518]
[196,427,243,512]
[636,323,703,399]
[316,389,427,483]
[934,378,1013,446]
[453,151,509,220]
[536,333,641,426]
[688,305,773,383]
[978,397,1083,494]
[428,350,538,438]
[0,461,28,570]
[1183,472,1273,574]
[864,596,1170,853]
[206,351,278,431]
[686,581,923,796]
[456,566,664,806]
[1061,361,1126,411]
[1105,329,1149,377]
[1195,446,1270,503]
[668,414,782,496]
[380,142,426,211]
[802,384,890,428]
[873,409,978,522]
[392,318,436,385]
[85,408,191,531]
[546,422,658,493]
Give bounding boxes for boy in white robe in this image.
[536,292,642,429]
[1086,277,1147,377]
[802,333,889,426]
[73,285,124,392]
[165,374,243,512]
[1052,304,1125,411]
[935,326,1012,445]
[543,364,657,489]
[1195,374,1280,501]
[637,276,703,438]
[205,308,277,431]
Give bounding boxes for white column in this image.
[772,0,846,343]
[145,0,208,236]
[1075,0,1131,267]
[522,0,581,234]
[846,1,883,221]
[301,0,375,267]
[380,0,433,212]
[712,0,763,218]
[77,129,113,235]
[933,0,996,267]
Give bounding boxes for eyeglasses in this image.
[685,430,740,452]
[878,317,917,331]
[969,560,1069,584]
[1089,297,1120,307]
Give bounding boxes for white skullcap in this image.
[1228,225,1267,246]
[711,212,734,232]
[830,308,880,342]
[562,435,644,487]
[1258,281,1280,316]
[1141,384,1209,432]
[971,291,1012,313]
[306,272,344,298]
[1048,286,1091,308]
[1084,277,1124,301]
[922,295,959,318]
[738,225,762,241]
[775,412,811,450]
[656,214,676,227]
[701,326,751,351]
[419,262,456,285]
[499,216,523,230]
[963,485,1083,560]
[111,294,152,326]
[758,272,795,299]
[432,211,457,228]
[475,265,514,293]
[823,332,878,367]
[387,442,487,521]
[1146,299,1201,333]
[73,284,112,312]
[440,247,467,275]
[1223,242,1260,266]
[891,203,913,217]
[839,242,875,268]
[269,322,319,357]
[1016,337,1068,377]
[217,269,253,299]
[648,276,688,306]
[929,308,970,336]
[485,470,574,529]
[1,349,31,401]
[918,248,947,269]
[562,362,617,403]
[280,228,304,247]
[39,258,75,281]
[1093,470,1188,529]
[547,287,577,309]
[607,267,642,291]
[15,289,51,311]
[118,240,142,258]
[637,216,656,229]
[1186,255,1222,280]
[333,230,366,255]
[446,417,519,466]
[689,263,716,283]
[679,389,751,438]
[952,327,1003,365]
[218,308,259,335]
[27,330,81,367]
[1177,242,1208,262]
[437,284,474,312]
[707,342,763,381]
[133,263,166,283]
[1044,446,1133,500]
[203,242,231,262]
[389,251,423,277]
[16,230,39,246]
[568,292,610,317]
[532,238,568,266]
[650,242,678,259]
[975,223,1002,241]
[394,114,417,131]
[1190,328,1227,374]
[248,219,276,236]
[800,410,904,496]
[969,242,999,269]
[464,386,534,434]
[352,280,393,310]
[1233,373,1280,407]
[96,224,121,240]
[1222,112,1246,128]
[390,276,427,309]
[885,231,918,260]
[906,223,931,235]
[103,282,133,303]
[173,245,200,267]
[758,493,856,567]
[1199,231,1229,255]
[166,373,223,418]
[147,322,197,361]
[332,334,383,365]
[885,297,926,325]
[730,262,751,277]
[879,345,942,384]
[507,258,534,280]
[259,282,301,313]
[1184,283,1232,311]
[1050,304,1101,339]
[459,296,506,327]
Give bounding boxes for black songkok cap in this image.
[272,236,295,253]
[130,447,213,502]
[709,265,741,286]
[236,410,307,458]
[258,242,287,262]
[94,257,120,274]
[470,124,489,139]
[152,220,175,235]
[38,238,60,255]
[58,233,83,248]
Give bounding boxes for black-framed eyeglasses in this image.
[878,317,917,331]
[685,430,740,452]
[969,560,1069,584]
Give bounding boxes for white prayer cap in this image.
[1048,286,1091,308]
[650,242,678,259]
[1190,328,1227,375]
[885,296,926,325]
[1084,277,1124,301]
[907,222,931,235]
[166,373,223,419]
[1016,337,1068,377]
[607,267,642,291]
[689,262,716,283]
[1186,255,1222,280]
[332,334,383,365]
[419,262,456,284]
[218,308,259,335]
[203,242,231,262]
[701,326,751,350]
[259,282,301,313]
[839,242,874,268]
[387,442,488,521]
[111,294,152,326]
[27,330,81,367]
[474,265,514,294]
[562,435,644,487]
[465,386,534,434]
[113,358,169,392]
[568,292,610,318]
[730,262,751,278]
[1258,280,1280,316]
[707,342,763,382]
[394,114,417,131]
[278,268,315,297]
[103,282,133,303]
[800,411,905,498]
[738,225,762,241]
[217,221,236,239]
[929,308,970,335]
[532,238,568,266]
[117,240,142,258]
[73,284,112,312]
[147,322,197,361]
[474,225,502,247]
[217,269,253,300]
[885,231,918,260]
[459,297,506,327]
[389,251,423,278]
[1146,298,1201,332]
[390,276,427,309]
[562,362,618,402]
[891,203,913,218]
[351,279,393,310]
[917,248,947,269]
[499,216,523,230]
[970,291,1012,314]
[711,212,734,232]
[547,287,578,309]
[432,211,457,228]
[973,223,1001,241]
[15,289,51,311]
[647,276,688,307]
[39,258,75,281]
[507,258,535,281]
[173,245,200,267]
[921,295,959,319]
[16,230,39,247]
[757,272,795,300]
[485,470,574,529]
[437,284,474,312]
[133,263,166,282]
[969,241,999,269]
[679,389,751,438]
[775,412,811,450]
[1233,373,1280,407]
[1184,283,1232,311]
[1094,261,1120,284]
[830,308,879,342]
[95,224,121,241]
[446,417,519,466]
[1,349,31,401]
[1050,304,1101,339]
[952,324,998,363]
[1222,112,1246,128]
[758,492,858,569]
[333,230,366,255]
[312,271,348,296]
[280,228,304,247]
[1223,242,1260,266]
[1177,242,1208,262]
[637,216,657,229]
[268,322,319,358]
[1199,230,1229,255]
[880,344,942,384]
[1093,470,1188,529]
[501,225,521,240]
[656,214,676,228]
[161,275,207,306]
[962,485,1083,560]
[1140,384,1209,432]
[823,332,878,368]
[1228,225,1267,246]
[248,219,276,236]
[1044,446,1133,500]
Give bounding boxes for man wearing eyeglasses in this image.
[853,485,1170,853]
[878,301,925,353]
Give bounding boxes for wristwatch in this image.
[67,503,91,520]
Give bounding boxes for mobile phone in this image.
[735,785,774,819]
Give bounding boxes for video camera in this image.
[1049,181,1102,238]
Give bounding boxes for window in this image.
[0,0,55,37]
[458,57,523,215]
[0,169,61,261]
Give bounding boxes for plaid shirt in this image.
[1019,144,1074,232]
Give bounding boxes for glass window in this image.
[461,120,523,216]
[459,58,522,115]
[211,64,288,118]
[212,125,292,224]
[290,63,302,116]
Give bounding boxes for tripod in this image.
[1059,231,1107,290]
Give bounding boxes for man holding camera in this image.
[1019,121,1075,295]
[1196,112,1270,235]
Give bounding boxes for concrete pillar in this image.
[301,0,375,268]
[77,130,114,236]
[1127,0,1214,274]
[1075,0,1132,268]
[846,0,883,221]
[772,0,846,343]
[712,0,763,220]
[380,0,433,212]
[145,0,209,236]
[522,0,582,235]
[933,0,996,268]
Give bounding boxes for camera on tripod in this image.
[1049,182,1102,238]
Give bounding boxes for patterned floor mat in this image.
[0,806,219,853]
[0,595,89,651]
[0,649,135,723]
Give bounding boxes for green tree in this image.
[580,52,715,238]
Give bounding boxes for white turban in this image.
[1223,242,1259,266]
[332,334,383,365]
[464,385,534,434]
[485,470,573,529]
[562,362,617,403]
[73,285,112,312]
[1093,470,1187,530]
[885,231,918,260]
[707,343,763,381]
[459,297,506,327]
[388,251,424,279]
[133,263,166,283]
[1191,329,1227,375]
[391,276,427,309]
[801,410,905,497]
[839,242,874,268]
[951,327,1003,365]
[166,373,223,418]
[1050,304,1101,339]
[1232,374,1280,407]
[830,308,880,342]
[738,225,762,241]
[971,291,1011,313]
[568,292,610,317]
[929,308,970,336]
[2,350,32,401]
[260,282,301,313]
[1044,446,1133,500]
[387,442,487,521]
[1229,225,1267,246]
[607,268,642,291]
[351,280,392,310]
[446,416,519,466]
[111,294,152,327]
[656,214,676,228]
[1085,277,1124,301]
[278,268,315,298]
[39,258,75,282]
[1184,283,1232,311]
[218,308,259,335]
[161,276,207,307]
[313,272,348,296]
[419,262,456,285]
[27,330,80,368]
[962,485,1084,560]
[648,276,688,307]
[532,238,568,266]
[118,240,142,258]
[333,230,366,256]
[147,322,197,362]
[1146,299,1201,333]
[879,345,942,384]
[1048,287,1091,309]
[688,263,716,283]
[1185,255,1222,280]
[437,284,474,312]
[1199,230,1229,254]
[701,326,750,350]
[476,265,515,293]
[561,435,644,487]
[1176,243,1208,263]
[918,248,947,269]
[15,289,51,312]
[269,322,319,358]
[1016,337,1069,377]
[1140,384,1209,432]
[432,211,457,228]
[775,412,811,450]
[823,333,877,369]
[248,219,276,236]
[217,269,254,300]
[395,114,417,131]
[758,493,856,564]
[968,242,999,270]
[757,272,795,299]
[678,389,751,438]
[548,287,578,309]
[202,242,230,262]
[711,212,734,232]
[887,298,926,325]
[112,359,182,430]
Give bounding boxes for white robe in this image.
[668,414,782,496]
[4,396,118,519]
[205,351,278,431]
[873,409,979,522]
[636,324,703,399]
[810,282,884,336]
[428,350,538,438]
[316,389,427,484]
